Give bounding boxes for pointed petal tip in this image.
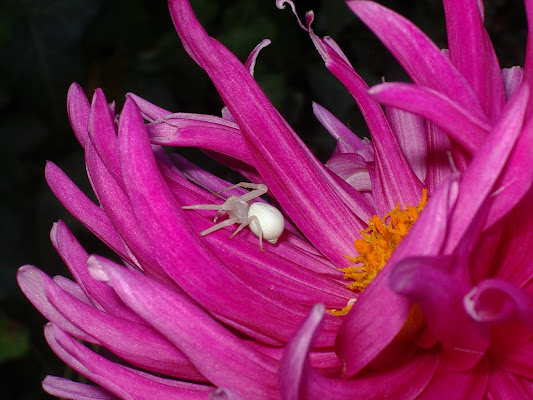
[16,264,38,283]
[67,82,84,98]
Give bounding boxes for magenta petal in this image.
[50,221,144,323]
[525,0,533,84]
[84,137,170,280]
[485,116,533,226]
[310,33,423,214]
[93,257,279,399]
[44,270,205,381]
[279,304,438,400]
[425,122,452,193]
[442,0,505,122]
[88,89,122,186]
[445,81,529,252]
[326,154,372,193]
[386,107,427,182]
[279,304,325,400]
[146,117,253,165]
[45,324,211,400]
[42,376,119,400]
[493,188,533,288]
[67,82,90,148]
[45,162,129,260]
[502,67,524,100]
[417,358,489,400]
[493,340,533,381]
[209,388,244,400]
[370,82,490,152]
[464,278,533,330]
[312,102,372,158]
[347,0,487,122]
[487,369,533,399]
[53,275,91,304]
[17,266,94,342]
[167,0,366,266]
[390,256,489,370]
[134,102,255,166]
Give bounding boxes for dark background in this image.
[0,0,526,398]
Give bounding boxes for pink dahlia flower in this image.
[17,0,533,399]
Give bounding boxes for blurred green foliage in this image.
[0,0,526,398]
[0,316,30,363]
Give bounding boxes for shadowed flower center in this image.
[330,189,428,316]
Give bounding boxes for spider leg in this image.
[213,209,226,223]
[182,204,224,210]
[229,220,250,239]
[200,217,238,236]
[215,182,268,202]
[248,215,264,252]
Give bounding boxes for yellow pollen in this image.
[329,189,428,316]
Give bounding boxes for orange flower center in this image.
[329,189,428,316]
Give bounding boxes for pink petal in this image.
[493,188,533,288]
[45,324,211,400]
[370,82,490,152]
[445,81,530,252]
[312,102,372,158]
[84,137,169,279]
[347,1,488,123]
[53,275,91,304]
[45,162,129,261]
[92,257,279,399]
[442,0,505,122]
[127,94,256,167]
[145,117,253,165]
[88,89,122,186]
[485,116,533,227]
[386,106,427,182]
[42,376,118,400]
[44,267,205,381]
[17,265,94,341]
[492,340,533,381]
[502,67,524,100]
[310,32,423,215]
[67,82,90,148]
[416,357,488,400]
[50,220,144,323]
[525,0,533,88]
[425,122,452,193]
[209,388,244,400]
[487,369,533,399]
[326,154,372,193]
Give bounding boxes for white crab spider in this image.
[182,182,284,251]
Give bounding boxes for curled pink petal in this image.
[464,278,533,329]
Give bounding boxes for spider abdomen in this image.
[248,203,284,244]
